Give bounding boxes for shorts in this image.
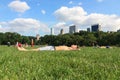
[39,46,55,51]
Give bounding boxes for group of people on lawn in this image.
[15,38,113,51]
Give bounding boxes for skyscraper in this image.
[87,28,90,32]
[91,24,101,32]
[69,25,76,33]
[36,34,40,40]
[51,28,54,35]
[60,29,64,35]
[117,29,120,32]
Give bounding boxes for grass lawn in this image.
[0,46,120,80]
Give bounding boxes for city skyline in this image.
[0,0,120,36]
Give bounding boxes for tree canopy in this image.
[0,31,120,46]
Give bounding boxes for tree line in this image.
[0,31,120,46]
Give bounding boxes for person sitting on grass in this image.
[17,45,80,51]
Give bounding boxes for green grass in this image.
[0,46,120,80]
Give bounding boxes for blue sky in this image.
[0,0,120,36]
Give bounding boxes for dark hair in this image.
[77,45,79,49]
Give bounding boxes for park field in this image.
[0,46,120,80]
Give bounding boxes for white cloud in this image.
[78,2,82,6]
[8,1,30,13]
[69,1,82,6]
[41,10,46,15]
[54,6,120,32]
[0,18,50,36]
[69,1,73,4]
[0,25,1,28]
[54,6,87,22]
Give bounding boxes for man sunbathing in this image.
[17,45,80,51]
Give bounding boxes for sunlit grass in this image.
[0,46,120,80]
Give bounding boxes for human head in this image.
[71,45,78,50]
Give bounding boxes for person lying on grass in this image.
[99,46,112,48]
[17,45,80,51]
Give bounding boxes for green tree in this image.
[21,36,30,44]
[83,33,97,46]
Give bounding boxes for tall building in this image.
[51,28,54,35]
[91,24,101,32]
[87,28,90,32]
[36,34,40,40]
[69,25,76,34]
[117,29,120,32]
[60,29,64,35]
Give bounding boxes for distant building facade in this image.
[51,28,54,35]
[117,29,120,32]
[87,28,90,32]
[69,25,76,33]
[36,34,40,40]
[91,24,101,32]
[60,29,64,35]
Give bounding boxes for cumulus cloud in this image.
[8,1,30,13]
[55,6,87,22]
[69,1,73,4]
[54,6,120,31]
[0,18,50,36]
[41,10,46,15]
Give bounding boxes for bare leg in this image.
[17,47,40,51]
